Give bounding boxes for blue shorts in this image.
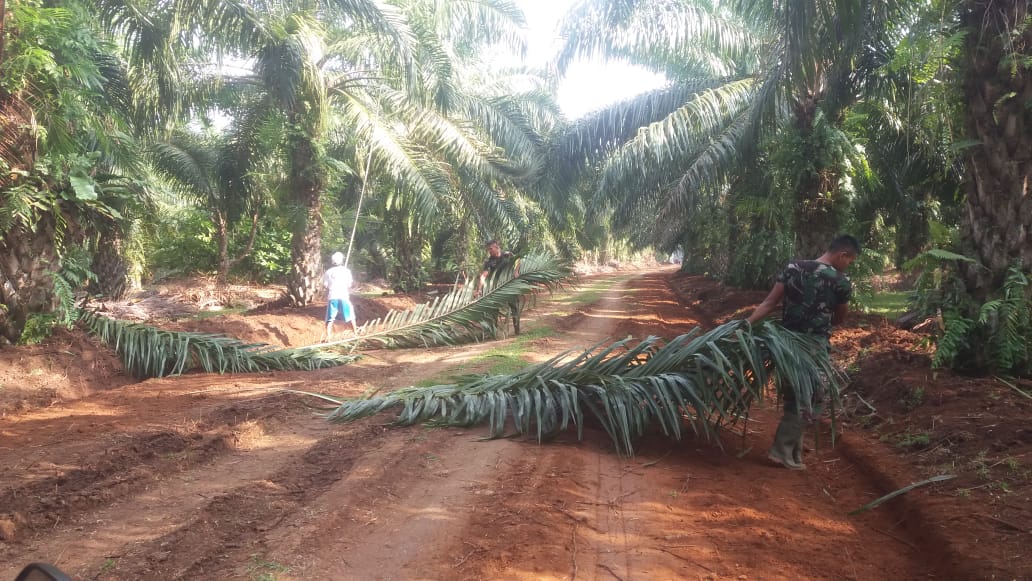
[326,299,355,323]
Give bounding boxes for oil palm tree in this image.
[956,0,1032,294]
[148,129,266,281]
[204,0,543,302]
[550,0,904,257]
[0,0,143,338]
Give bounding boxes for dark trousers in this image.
[508,298,521,335]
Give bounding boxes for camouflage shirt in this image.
[777,260,852,337]
[482,251,515,274]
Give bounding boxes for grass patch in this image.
[895,430,931,449]
[412,326,556,386]
[897,386,925,411]
[247,554,290,581]
[188,306,249,320]
[865,291,909,319]
[554,278,620,307]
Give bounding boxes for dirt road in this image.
[0,268,938,580]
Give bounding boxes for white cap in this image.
[331,252,344,265]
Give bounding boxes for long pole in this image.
[344,148,373,269]
[1,0,7,65]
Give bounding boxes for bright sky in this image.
[518,0,667,119]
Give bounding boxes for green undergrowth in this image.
[864,291,909,319]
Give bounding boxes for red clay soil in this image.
[0,267,1027,580]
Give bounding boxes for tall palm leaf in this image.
[148,129,267,279]
[552,0,904,256]
[325,320,839,456]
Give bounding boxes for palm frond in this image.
[326,320,840,455]
[335,89,450,220]
[556,0,760,76]
[80,311,354,379]
[311,252,573,350]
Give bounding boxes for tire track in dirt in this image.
[0,383,357,577]
[262,427,529,579]
[0,407,332,579]
[89,426,381,579]
[0,388,298,540]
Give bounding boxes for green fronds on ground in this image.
[325,320,839,455]
[80,311,355,379]
[310,253,573,351]
[78,253,569,379]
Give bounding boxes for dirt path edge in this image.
[834,431,975,578]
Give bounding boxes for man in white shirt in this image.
[323,251,356,341]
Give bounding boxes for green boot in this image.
[792,429,806,468]
[767,413,806,470]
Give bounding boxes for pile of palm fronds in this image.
[76,253,571,378]
[308,252,573,351]
[325,321,840,455]
[81,311,356,379]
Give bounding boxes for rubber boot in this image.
[510,302,521,336]
[767,413,806,470]
[792,431,806,468]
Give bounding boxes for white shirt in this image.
[323,265,353,300]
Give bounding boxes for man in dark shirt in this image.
[746,235,860,469]
[477,239,521,335]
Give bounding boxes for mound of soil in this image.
[0,328,131,416]
[832,316,1032,579]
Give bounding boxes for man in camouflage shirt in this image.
[746,235,860,469]
[477,239,522,335]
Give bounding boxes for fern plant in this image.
[932,308,974,369]
[322,321,840,456]
[904,248,976,318]
[907,250,1032,374]
[977,265,1031,374]
[53,245,96,327]
[19,245,97,344]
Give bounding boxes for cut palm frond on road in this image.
[326,321,839,455]
[76,254,569,378]
[309,253,573,351]
[81,311,356,378]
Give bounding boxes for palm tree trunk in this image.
[959,0,1032,297]
[93,228,131,300]
[793,169,839,258]
[0,220,59,342]
[388,204,424,292]
[895,195,932,268]
[286,135,325,306]
[791,101,840,258]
